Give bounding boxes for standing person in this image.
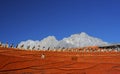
[41,54,45,59]
[10,43,14,48]
[32,46,35,50]
[27,45,30,49]
[0,42,2,47]
[5,42,9,48]
[20,44,24,49]
[47,47,50,51]
[16,44,18,48]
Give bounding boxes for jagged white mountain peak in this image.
[79,32,88,36]
[62,32,108,47]
[18,32,108,50]
[68,32,90,40]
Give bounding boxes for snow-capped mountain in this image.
[59,32,108,47]
[18,32,108,50]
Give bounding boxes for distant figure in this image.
[32,46,35,50]
[48,47,50,50]
[20,44,24,49]
[10,43,14,48]
[0,42,2,47]
[41,54,45,59]
[16,44,18,48]
[27,45,30,49]
[43,46,45,49]
[37,45,40,50]
[5,42,9,48]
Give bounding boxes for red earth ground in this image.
[0,47,120,74]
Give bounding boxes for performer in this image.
[16,44,18,48]
[41,54,45,59]
[0,42,2,47]
[10,43,14,48]
[5,42,9,48]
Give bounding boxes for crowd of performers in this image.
[0,42,16,48]
[0,42,120,52]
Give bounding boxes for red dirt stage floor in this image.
[0,47,120,74]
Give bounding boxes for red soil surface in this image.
[0,47,120,74]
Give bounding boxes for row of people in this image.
[0,42,119,52]
[0,42,18,48]
[19,44,120,52]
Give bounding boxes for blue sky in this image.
[0,0,120,44]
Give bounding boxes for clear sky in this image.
[0,0,120,44]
